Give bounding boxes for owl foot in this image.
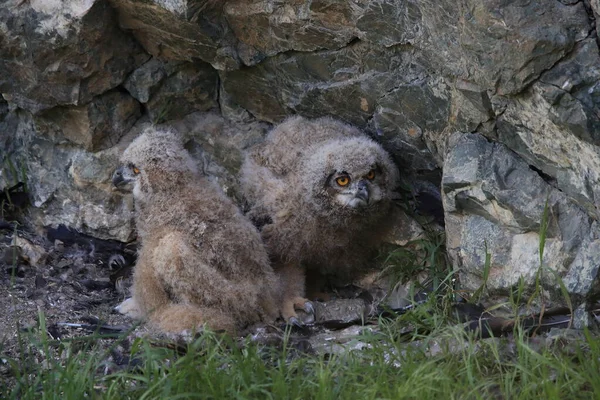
[115,297,142,320]
[282,297,315,325]
[287,316,304,327]
[298,300,314,315]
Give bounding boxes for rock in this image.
[110,0,239,70]
[2,109,270,241]
[144,62,219,123]
[314,299,369,325]
[123,58,219,124]
[221,40,453,181]
[442,133,600,311]
[11,236,47,268]
[122,58,168,104]
[416,0,590,95]
[384,208,425,247]
[356,0,422,47]
[124,59,218,123]
[2,110,137,241]
[591,0,600,17]
[35,90,142,152]
[123,58,220,119]
[368,76,451,172]
[223,0,359,62]
[308,325,377,356]
[0,0,148,113]
[222,41,424,126]
[495,39,600,218]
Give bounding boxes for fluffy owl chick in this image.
[112,127,281,334]
[240,116,399,322]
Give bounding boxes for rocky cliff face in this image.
[1,0,599,319]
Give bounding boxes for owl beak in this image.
[354,180,370,203]
[112,166,127,188]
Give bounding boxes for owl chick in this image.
[112,127,281,334]
[240,116,399,322]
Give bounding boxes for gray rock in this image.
[368,77,451,171]
[222,41,425,126]
[35,91,142,152]
[314,299,369,324]
[11,236,47,268]
[356,0,422,47]
[1,110,137,241]
[223,0,359,61]
[307,325,377,356]
[591,0,600,16]
[496,39,600,219]
[123,58,169,104]
[384,208,426,247]
[145,62,219,123]
[443,133,600,311]
[110,0,239,70]
[0,0,148,113]
[221,40,451,179]
[123,58,219,123]
[416,0,590,95]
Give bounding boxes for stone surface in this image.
[495,39,600,219]
[1,110,137,241]
[314,299,369,325]
[308,325,376,355]
[123,58,219,123]
[224,0,359,62]
[221,41,451,178]
[35,90,142,152]
[110,0,239,70]
[222,41,424,126]
[443,133,600,309]
[384,208,425,247]
[11,236,47,268]
[416,0,590,95]
[0,0,148,113]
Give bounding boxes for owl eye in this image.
[132,166,140,175]
[366,170,376,180]
[336,176,350,187]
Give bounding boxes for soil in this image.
[0,224,140,372]
[0,222,388,378]
[0,221,585,385]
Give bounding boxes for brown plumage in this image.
[240,116,399,321]
[112,127,281,333]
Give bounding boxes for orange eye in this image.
[366,170,376,180]
[133,167,140,175]
[336,176,350,187]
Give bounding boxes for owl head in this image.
[112,127,198,203]
[300,136,399,217]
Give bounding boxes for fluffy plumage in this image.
[240,116,399,321]
[113,127,281,333]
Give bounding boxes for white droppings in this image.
[29,0,95,38]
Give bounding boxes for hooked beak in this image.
[112,166,127,188]
[354,180,370,204]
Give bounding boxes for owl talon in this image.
[288,316,304,327]
[303,301,315,315]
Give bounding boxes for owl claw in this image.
[288,316,304,327]
[303,301,315,315]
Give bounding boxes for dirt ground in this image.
[0,222,392,376]
[0,224,143,369]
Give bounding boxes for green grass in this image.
[2,196,597,399]
[2,302,599,400]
